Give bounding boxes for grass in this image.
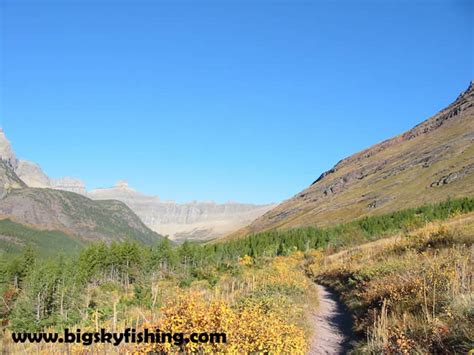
[306,213,474,353]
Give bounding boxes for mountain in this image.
[0,160,26,199]
[230,81,474,238]
[0,130,18,170]
[0,130,87,194]
[88,182,275,242]
[0,130,72,194]
[0,129,273,243]
[0,143,164,254]
[15,160,86,194]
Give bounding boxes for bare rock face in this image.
[0,129,18,170]
[50,177,86,194]
[430,163,474,187]
[16,160,51,188]
[0,160,26,199]
[88,182,275,242]
[16,163,86,194]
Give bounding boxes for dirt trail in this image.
[309,284,354,354]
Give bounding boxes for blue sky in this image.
[0,0,472,204]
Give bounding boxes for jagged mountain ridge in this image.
[229,81,474,238]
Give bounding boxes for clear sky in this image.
[0,0,472,204]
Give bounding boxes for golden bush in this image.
[135,292,307,354]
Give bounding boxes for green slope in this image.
[0,219,85,257]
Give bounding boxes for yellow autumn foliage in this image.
[132,253,311,353]
[135,292,306,354]
[238,254,253,266]
[4,251,313,354]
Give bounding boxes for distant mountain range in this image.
[87,182,274,243]
[0,130,274,243]
[229,81,474,238]
[0,159,163,255]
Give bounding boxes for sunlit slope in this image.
[230,82,474,239]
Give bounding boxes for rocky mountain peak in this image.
[0,128,18,169]
[16,160,51,187]
[115,180,130,189]
[458,80,474,99]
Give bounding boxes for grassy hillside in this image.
[230,82,474,239]
[307,214,474,353]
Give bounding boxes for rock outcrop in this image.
[0,160,26,199]
[15,160,51,188]
[50,177,86,194]
[0,129,18,170]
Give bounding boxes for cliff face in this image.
[0,130,18,170]
[230,82,474,238]
[0,160,27,199]
[88,182,274,242]
[15,160,51,188]
[50,177,87,194]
